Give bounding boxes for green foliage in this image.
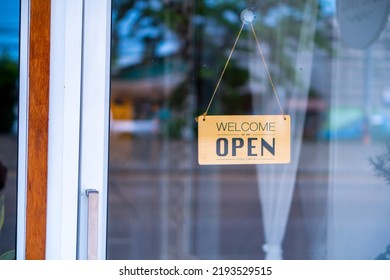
[112,0,332,138]
[218,67,250,114]
[0,194,4,233]
[0,55,18,133]
[370,142,390,186]
[167,117,187,139]
[0,55,18,90]
[0,250,15,260]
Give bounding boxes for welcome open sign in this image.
[198,115,290,165]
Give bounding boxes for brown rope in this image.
[197,13,286,121]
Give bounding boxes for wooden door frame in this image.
[20,0,83,260]
[18,0,111,260]
[23,0,51,260]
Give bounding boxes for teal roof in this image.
[113,57,186,80]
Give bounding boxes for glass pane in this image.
[0,0,20,260]
[107,0,390,260]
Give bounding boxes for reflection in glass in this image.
[107,0,390,260]
[0,0,19,260]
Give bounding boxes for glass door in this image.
[79,0,390,260]
[108,0,320,260]
[0,0,21,260]
[106,0,390,260]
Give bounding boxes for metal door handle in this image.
[86,189,99,260]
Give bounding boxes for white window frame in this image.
[16,0,30,260]
[17,0,111,259]
[77,0,111,260]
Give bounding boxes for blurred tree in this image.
[111,0,331,137]
[370,142,390,186]
[0,55,18,133]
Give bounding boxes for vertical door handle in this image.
[86,189,99,260]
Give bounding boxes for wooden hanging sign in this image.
[197,10,290,165]
[198,115,290,165]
